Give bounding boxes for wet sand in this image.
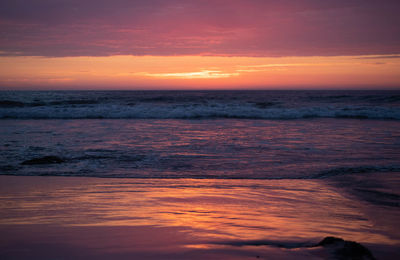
[0,175,399,259]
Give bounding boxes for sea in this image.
[1,90,399,179]
[0,90,400,259]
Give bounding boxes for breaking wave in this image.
[1,103,399,120]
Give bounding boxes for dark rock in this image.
[21,156,65,165]
[338,241,376,260]
[316,236,376,260]
[317,236,345,246]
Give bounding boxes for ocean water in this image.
[1,90,400,120]
[1,90,400,179]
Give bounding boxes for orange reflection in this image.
[0,176,398,247]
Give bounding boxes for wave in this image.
[1,103,399,120]
[0,99,100,107]
[307,94,400,103]
[2,161,399,179]
[309,165,400,179]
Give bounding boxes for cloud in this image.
[237,64,310,68]
[141,70,239,79]
[0,0,400,57]
[354,55,400,59]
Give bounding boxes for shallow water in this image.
[1,118,399,179]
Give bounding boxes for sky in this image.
[1,0,400,90]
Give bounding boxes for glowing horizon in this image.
[0,54,399,90]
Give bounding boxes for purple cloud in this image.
[1,0,399,57]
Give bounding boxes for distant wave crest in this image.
[1,103,399,120]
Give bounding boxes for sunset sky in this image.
[1,0,400,89]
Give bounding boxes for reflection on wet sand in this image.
[0,176,399,259]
